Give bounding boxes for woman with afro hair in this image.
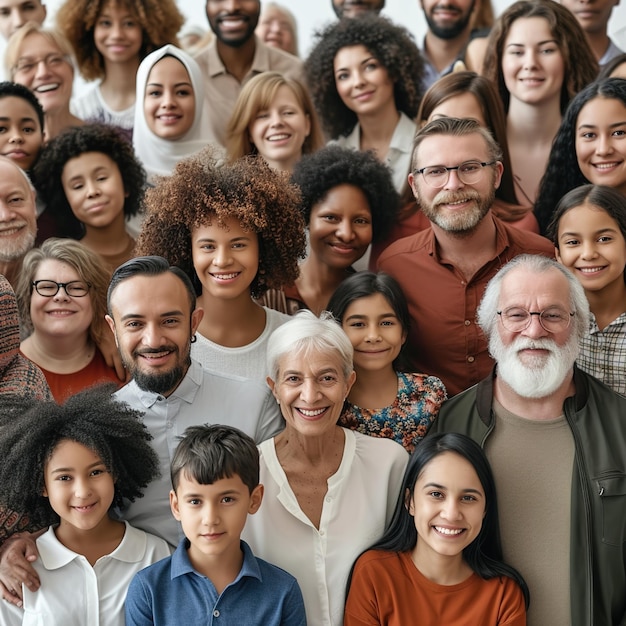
[305,14,424,197]
[33,123,146,266]
[261,144,399,315]
[55,0,184,141]
[135,149,306,383]
[0,386,171,625]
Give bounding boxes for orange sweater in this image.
[345,550,526,626]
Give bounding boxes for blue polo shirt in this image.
[125,539,306,626]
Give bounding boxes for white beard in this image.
[489,332,579,399]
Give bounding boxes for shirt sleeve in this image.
[499,577,527,626]
[125,574,156,626]
[280,577,307,626]
[344,557,383,626]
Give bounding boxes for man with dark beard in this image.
[106,256,283,545]
[377,118,552,395]
[331,0,385,19]
[194,0,304,146]
[431,254,626,626]
[418,0,490,88]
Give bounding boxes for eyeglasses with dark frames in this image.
[413,160,497,188]
[497,307,575,333]
[32,280,91,298]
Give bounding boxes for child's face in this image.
[60,151,127,230]
[144,56,195,140]
[409,452,485,568]
[0,95,43,170]
[43,439,115,533]
[170,472,262,568]
[341,292,406,374]
[575,96,626,195]
[0,0,46,40]
[191,216,259,300]
[555,202,626,294]
[308,184,372,270]
[94,1,143,66]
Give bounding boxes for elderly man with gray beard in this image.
[430,254,626,626]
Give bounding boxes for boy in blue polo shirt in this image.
[125,424,306,626]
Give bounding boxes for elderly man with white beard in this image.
[430,253,626,626]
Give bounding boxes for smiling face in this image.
[501,17,564,108]
[308,184,373,270]
[427,92,487,126]
[409,133,502,235]
[255,5,296,54]
[192,217,259,302]
[144,56,195,140]
[342,292,406,374]
[420,0,476,40]
[0,95,43,170]
[0,0,46,40]
[170,472,262,569]
[13,32,74,115]
[410,451,485,569]
[248,85,310,171]
[205,0,260,47]
[575,96,626,194]
[268,347,355,438]
[94,1,143,65]
[106,272,203,397]
[30,259,93,339]
[333,45,395,118]
[43,439,115,533]
[61,151,127,230]
[555,202,626,295]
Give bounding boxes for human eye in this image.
[578,130,596,140]
[146,88,162,98]
[365,60,380,71]
[540,46,557,54]
[348,321,366,328]
[0,9,9,17]
[504,308,528,321]
[424,165,446,177]
[598,235,614,243]
[221,496,235,504]
[48,55,64,67]
[0,125,7,134]
[460,161,481,173]
[542,308,568,324]
[8,195,24,204]
[231,242,246,249]
[200,242,216,251]
[320,213,339,222]
[56,474,72,482]
[71,182,84,191]
[612,128,626,137]
[124,320,143,329]
[90,468,107,477]
[428,490,444,499]
[162,317,180,326]
[188,498,201,506]
[22,125,36,134]
[319,374,338,386]
[563,237,580,246]
[16,61,35,74]
[176,88,192,97]
[123,19,137,28]
[354,216,371,225]
[461,494,478,502]
[335,70,349,81]
[283,374,301,385]
[380,319,396,327]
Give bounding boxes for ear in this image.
[248,484,264,515]
[554,246,562,264]
[104,314,119,347]
[408,171,419,200]
[304,114,311,138]
[493,161,504,190]
[401,329,408,345]
[345,370,357,398]
[191,307,204,335]
[405,488,414,515]
[267,376,277,398]
[170,489,181,521]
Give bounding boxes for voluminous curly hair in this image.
[135,148,306,299]
[16,238,111,346]
[32,123,146,238]
[291,144,400,243]
[535,78,626,234]
[305,14,425,139]
[0,385,159,531]
[55,0,184,81]
[482,0,597,115]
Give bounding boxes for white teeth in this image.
[268,134,289,141]
[213,273,238,280]
[579,267,603,273]
[594,163,618,169]
[34,83,59,93]
[435,526,464,535]
[299,408,326,417]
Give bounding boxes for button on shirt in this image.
[125,539,306,626]
[0,522,171,626]
[114,359,283,546]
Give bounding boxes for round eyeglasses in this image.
[497,307,575,333]
[32,280,91,298]
[414,160,497,188]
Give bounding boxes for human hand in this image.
[0,532,41,607]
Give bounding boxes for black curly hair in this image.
[291,144,400,243]
[305,14,425,139]
[535,78,626,234]
[32,123,147,239]
[0,81,45,132]
[0,385,159,531]
[135,148,306,299]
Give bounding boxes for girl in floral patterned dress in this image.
[327,271,446,453]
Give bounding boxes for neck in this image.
[424,30,470,73]
[296,256,353,315]
[507,97,562,139]
[217,37,256,82]
[357,106,400,159]
[80,214,132,255]
[585,278,626,330]
[411,544,473,585]
[21,331,94,373]
[349,365,398,407]
[264,151,301,173]
[493,367,575,420]
[44,109,83,142]
[188,541,244,595]
[100,59,140,110]
[584,31,611,63]
[54,516,124,566]
[276,424,345,465]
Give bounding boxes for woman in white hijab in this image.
[132,44,215,182]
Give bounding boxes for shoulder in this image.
[498,218,554,255]
[352,430,409,466]
[402,372,447,398]
[377,229,432,267]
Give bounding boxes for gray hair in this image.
[266,310,354,381]
[477,254,590,342]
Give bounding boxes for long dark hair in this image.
[327,272,412,372]
[346,433,530,607]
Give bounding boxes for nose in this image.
[300,377,322,404]
[34,59,52,80]
[0,202,18,221]
[73,477,92,499]
[8,127,24,144]
[443,167,464,191]
[440,498,462,521]
[521,313,548,340]
[580,240,598,260]
[86,179,100,198]
[10,12,26,33]
[160,90,176,109]
[522,50,538,70]
[335,217,355,241]
[53,286,71,301]
[268,19,281,33]
[269,110,283,126]
[141,322,167,348]
[212,245,232,267]
[202,502,220,526]
[595,133,614,156]
[222,0,240,11]
[365,323,382,343]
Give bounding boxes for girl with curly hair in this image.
[55,0,183,141]
[305,14,425,196]
[227,71,323,173]
[327,272,446,454]
[0,386,171,626]
[535,78,626,233]
[482,0,597,207]
[261,145,399,314]
[16,238,120,403]
[33,123,146,266]
[135,149,306,382]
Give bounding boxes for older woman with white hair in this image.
[243,310,408,626]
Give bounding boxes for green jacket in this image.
[431,367,626,626]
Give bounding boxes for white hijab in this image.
[133,44,213,180]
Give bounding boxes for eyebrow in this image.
[505,39,557,47]
[195,235,253,243]
[50,461,106,474]
[119,310,184,321]
[282,367,340,377]
[423,482,483,495]
[577,120,626,130]
[344,313,397,321]
[146,81,192,89]
[560,227,619,237]
[182,489,241,498]
[0,115,36,123]
[334,55,377,73]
